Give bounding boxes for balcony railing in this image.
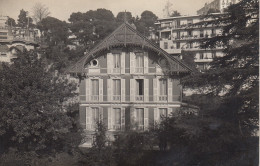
[136,95,144,101]
[91,95,99,101]
[159,95,168,101]
[112,95,121,101]
[113,124,122,130]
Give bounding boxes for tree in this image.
[38,16,69,45]
[181,0,259,164]
[32,2,50,23]
[116,11,133,23]
[17,9,33,28]
[68,9,118,48]
[170,10,181,17]
[5,17,16,27]
[135,10,158,37]
[0,50,80,154]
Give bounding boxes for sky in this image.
[0,0,211,22]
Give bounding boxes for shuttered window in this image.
[113,53,120,69]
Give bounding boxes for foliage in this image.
[69,9,118,48]
[116,11,133,23]
[135,10,158,37]
[32,2,51,23]
[17,9,33,28]
[170,10,181,17]
[0,50,81,154]
[38,16,69,45]
[5,17,16,27]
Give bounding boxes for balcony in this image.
[158,95,168,101]
[112,95,121,101]
[113,124,122,130]
[136,95,144,101]
[91,95,99,101]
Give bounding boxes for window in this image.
[212,52,216,59]
[91,59,98,67]
[113,53,120,72]
[113,79,121,101]
[135,108,144,129]
[136,79,144,101]
[187,19,193,25]
[159,79,167,101]
[164,42,168,49]
[188,30,192,36]
[91,79,99,100]
[0,32,7,35]
[177,31,180,39]
[200,53,204,59]
[135,53,144,73]
[176,42,180,49]
[200,30,204,37]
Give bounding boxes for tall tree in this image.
[38,16,68,45]
[170,10,181,17]
[181,0,259,164]
[0,50,80,154]
[135,10,158,37]
[32,2,50,23]
[5,17,16,27]
[17,9,33,28]
[116,11,133,23]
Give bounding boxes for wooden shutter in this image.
[168,78,172,102]
[168,108,173,117]
[121,79,125,102]
[130,79,135,101]
[144,79,149,101]
[99,107,103,122]
[153,78,157,102]
[144,52,149,73]
[107,79,112,101]
[86,107,92,130]
[130,52,135,74]
[130,107,135,129]
[99,78,103,102]
[154,108,159,124]
[86,78,90,101]
[107,53,112,74]
[111,108,115,130]
[121,108,125,131]
[144,108,149,130]
[121,52,125,74]
[108,107,112,130]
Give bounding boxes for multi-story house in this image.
[155,14,225,71]
[68,22,193,146]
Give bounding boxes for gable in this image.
[68,22,192,74]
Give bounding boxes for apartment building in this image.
[156,14,225,70]
[0,16,39,63]
[68,22,193,146]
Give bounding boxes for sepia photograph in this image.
[0,0,258,165]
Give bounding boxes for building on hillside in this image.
[197,0,239,15]
[68,22,194,147]
[155,14,225,71]
[0,16,39,63]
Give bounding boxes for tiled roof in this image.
[68,22,193,74]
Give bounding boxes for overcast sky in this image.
[0,0,210,22]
